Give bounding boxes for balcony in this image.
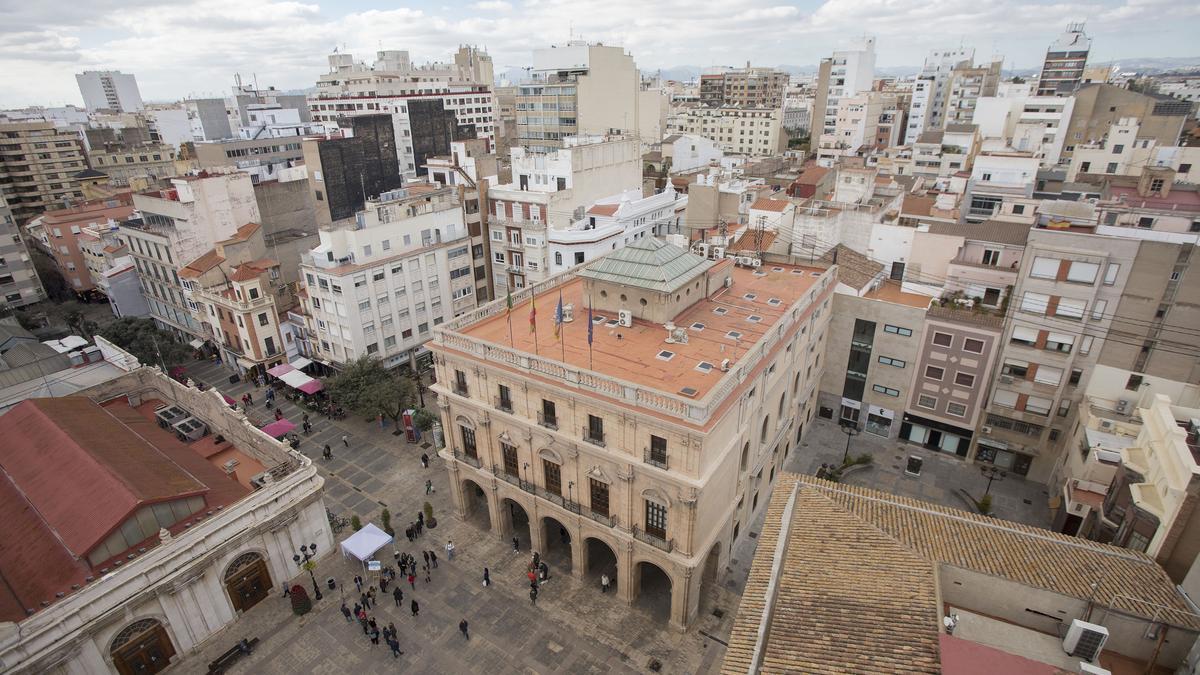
[586,509,616,528]
[632,526,674,553]
[452,448,481,469]
[452,383,469,397]
[644,448,668,470]
[537,412,558,430]
[583,427,605,447]
[494,395,513,413]
[539,487,581,513]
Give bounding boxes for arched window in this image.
[760,415,771,444]
[740,441,749,471]
[778,392,786,420]
[224,551,264,580]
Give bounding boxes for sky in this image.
[1,0,1198,108]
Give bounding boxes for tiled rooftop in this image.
[455,262,823,401]
[864,280,932,309]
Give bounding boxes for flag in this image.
[554,291,563,340]
[506,289,513,314]
[529,294,537,333]
[587,302,594,346]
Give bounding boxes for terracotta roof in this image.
[178,249,225,279]
[587,203,620,217]
[731,230,777,252]
[723,474,1200,673]
[927,220,1032,246]
[818,245,883,291]
[794,166,829,185]
[749,198,791,212]
[229,258,278,282]
[218,222,261,244]
[901,195,936,217]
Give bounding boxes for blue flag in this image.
[554,291,563,340]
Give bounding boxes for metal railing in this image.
[583,426,605,447]
[644,448,668,470]
[452,383,468,397]
[493,464,522,486]
[586,509,615,528]
[494,395,513,413]
[537,412,558,430]
[540,487,581,513]
[452,448,481,469]
[633,526,674,553]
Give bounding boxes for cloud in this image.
[0,0,1196,107]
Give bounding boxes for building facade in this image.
[696,65,789,108]
[0,190,46,309]
[25,197,134,295]
[1036,23,1091,97]
[0,121,87,226]
[666,107,786,158]
[301,116,404,231]
[75,70,144,113]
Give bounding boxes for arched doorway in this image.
[634,560,673,623]
[110,618,176,675]
[541,516,572,572]
[503,498,531,549]
[224,551,272,613]
[698,542,724,615]
[584,537,618,587]
[462,478,490,530]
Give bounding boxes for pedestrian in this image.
[370,626,380,645]
[424,566,431,583]
[415,519,423,536]
[367,586,376,606]
[512,537,520,552]
[417,511,425,527]
[425,479,434,494]
[422,550,430,567]
[342,434,349,447]
[420,452,429,468]
[360,592,369,610]
[601,574,610,593]
[354,575,363,593]
[358,612,369,635]
[530,587,538,605]
[303,412,309,425]
[411,599,419,617]
[274,408,283,421]
[528,569,537,586]
[323,444,332,460]
[246,391,253,405]
[340,603,352,622]
[408,572,415,590]
[482,567,490,587]
[393,586,403,606]
[405,526,414,542]
[459,618,470,640]
[353,602,362,616]
[380,576,389,594]
[446,540,456,560]
[388,637,403,658]
[430,550,438,568]
[387,622,397,641]
[368,617,378,632]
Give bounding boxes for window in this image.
[649,435,667,467]
[925,365,945,381]
[589,479,609,517]
[1126,374,1144,391]
[1080,161,1091,173]
[1055,298,1086,320]
[1012,204,1025,215]
[257,312,269,326]
[1066,261,1099,284]
[645,500,667,539]
[982,249,1000,266]
[1112,144,1124,154]
[1030,257,1059,279]
[543,460,561,496]
[1046,332,1075,353]
[461,425,477,458]
[587,414,604,445]
[1021,292,1050,315]
[932,332,952,347]
[1034,365,1063,386]
[1024,396,1052,416]
[992,389,1018,409]
[1103,263,1120,285]
[872,384,899,397]
[917,395,937,410]
[963,338,984,354]
[946,402,967,417]
[501,442,519,477]
[1092,299,1107,320]
[954,372,975,387]
[883,324,912,336]
[1011,326,1038,347]
[1106,162,1118,174]
[877,356,905,368]
[541,400,558,429]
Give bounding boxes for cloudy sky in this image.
[2,0,1198,108]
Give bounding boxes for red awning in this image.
[297,380,324,395]
[221,393,236,405]
[267,363,295,377]
[260,419,295,438]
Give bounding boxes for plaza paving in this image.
[177,360,1054,674]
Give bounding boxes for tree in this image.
[328,356,417,429]
[44,301,97,338]
[98,317,192,368]
[412,408,437,432]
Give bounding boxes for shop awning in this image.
[267,363,296,377]
[279,370,311,389]
[221,393,237,405]
[290,357,313,370]
[261,419,295,438]
[297,380,324,395]
[188,339,205,349]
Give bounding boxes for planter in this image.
[838,463,873,480]
[426,517,437,529]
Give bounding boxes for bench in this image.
[206,637,259,674]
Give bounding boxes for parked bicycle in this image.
[327,509,350,533]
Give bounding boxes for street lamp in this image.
[567,480,574,503]
[839,422,860,465]
[522,462,529,485]
[292,543,322,600]
[980,466,1007,496]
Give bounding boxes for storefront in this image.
[974,437,1033,476]
[864,405,895,438]
[900,412,972,457]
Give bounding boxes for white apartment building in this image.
[1067,117,1200,182]
[963,151,1040,223]
[815,37,876,167]
[904,47,974,143]
[665,107,786,158]
[661,133,723,173]
[783,96,813,133]
[299,185,478,371]
[75,70,144,113]
[974,89,1075,166]
[487,135,641,292]
[120,171,262,339]
[313,47,493,99]
[546,186,688,275]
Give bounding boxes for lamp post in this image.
[292,543,322,600]
[980,466,1007,496]
[568,480,574,504]
[839,422,860,465]
[522,462,530,489]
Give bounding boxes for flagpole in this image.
[587,294,594,371]
[558,290,566,363]
[505,289,514,348]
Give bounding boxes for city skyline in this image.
[2,0,1200,108]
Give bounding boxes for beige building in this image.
[697,65,790,108]
[85,143,177,186]
[1061,84,1192,164]
[1067,118,1200,183]
[0,121,87,225]
[666,107,786,158]
[432,240,835,629]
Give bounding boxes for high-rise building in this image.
[904,47,974,143]
[1036,23,1091,97]
[697,64,790,108]
[0,189,47,309]
[665,106,787,157]
[943,60,1003,128]
[301,115,403,231]
[0,121,87,225]
[814,38,876,167]
[433,239,835,629]
[75,70,144,113]
[516,43,641,153]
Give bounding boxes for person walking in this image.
[423,564,431,584]
[420,452,429,468]
[459,618,470,640]
[246,391,253,405]
[405,526,414,542]
[430,550,438,568]
[407,572,415,590]
[358,611,369,635]
[527,569,537,587]
[393,586,403,606]
[340,603,352,622]
[323,444,332,461]
[387,622,397,641]
[425,479,434,494]
[370,626,381,645]
[512,537,520,552]
[601,573,610,594]
[354,575,363,593]
[341,434,349,448]
[446,540,456,560]
[380,576,389,594]
[482,567,490,587]
[422,550,430,567]
[529,587,538,605]
[411,599,419,617]
[367,586,376,607]
[388,636,403,658]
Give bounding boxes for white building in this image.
[963,151,1040,222]
[904,47,974,143]
[974,87,1075,166]
[665,106,786,157]
[815,37,876,167]
[75,70,144,113]
[661,133,723,173]
[546,186,687,275]
[299,185,478,370]
[1067,117,1200,183]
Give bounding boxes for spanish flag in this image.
[529,294,537,333]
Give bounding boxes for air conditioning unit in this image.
[1098,419,1113,431]
[749,258,762,268]
[173,417,209,442]
[1078,663,1111,675]
[1063,619,1109,662]
[712,246,726,259]
[724,276,733,288]
[999,375,1014,384]
[981,426,993,434]
[720,358,731,372]
[222,459,240,474]
[697,243,710,258]
[562,303,574,322]
[1115,398,1130,414]
[155,405,189,429]
[618,310,633,327]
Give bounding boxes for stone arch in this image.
[632,558,675,623]
[739,441,749,471]
[641,486,672,508]
[760,415,771,443]
[109,617,176,675]
[461,477,491,530]
[777,391,786,419]
[541,515,574,572]
[501,496,532,550]
[582,533,619,582]
[537,447,563,464]
[222,550,272,613]
[454,414,477,429]
[697,538,725,615]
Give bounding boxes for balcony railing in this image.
[452,383,469,397]
[586,509,615,528]
[632,526,674,553]
[537,412,558,430]
[493,464,521,485]
[540,487,580,513]
[583,427,606,447]
[452,448,481,469]
[644,448,668,470]
[494,396,513,413]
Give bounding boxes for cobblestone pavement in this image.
[179,360,734,674]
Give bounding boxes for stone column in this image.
[488,480,506,540]
[528,501,546,556]
[447,460,466,520]
[672,566,694,632]
[617,540,636,605]
[569,532,585,579]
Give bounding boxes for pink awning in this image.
[222,393,236,405]
[261,419,295,438]
[297,380,324,395]
[267,363,295,377]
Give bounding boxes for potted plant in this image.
[423,501,437,529]
[290,585,311,615]
[350,515,362,531]
[381,508,394,537]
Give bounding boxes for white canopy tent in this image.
[339,523,393,566]
[278,369,313,389]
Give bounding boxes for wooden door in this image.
[227,558,272,612]
[112,623,175,675]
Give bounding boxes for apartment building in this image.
[1096,169,1200,235]
[904,47,974,142]
[943,60,1004,128]
[697,65,789,108]
[666,107,786,158]
[120,171,261,339]
[661,133,723,173]
[909,124,980,181]
[25,196,134,295]
[312,47,493,101]
[962,151,1040,223]
[486,135,641,293]
[75,217,150,319]
[192,135,308,183]
[85,142,178,186]
[1067,118,1200,182]
[918,219,1030,308]
[424,138,501,303]
[179,223,287,376]
[432,239,835,629]
[813,38,876,168]
[546,186,687,276]
[299,185,477,371]
[0,190,46,309]
[782,96,813,133]
[0,121,87,225]
[1036,23,1091,97]
[974,92,1075,166]
[75,70,144,113]
[302,115,404,231]
[516,42,640,153]
[1062,84,1192,164]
